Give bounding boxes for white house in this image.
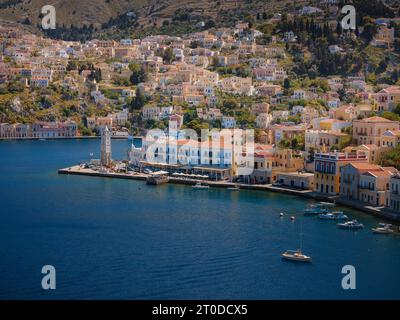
[292,89,306,100]
[222,116,236,129]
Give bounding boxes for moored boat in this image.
[192,182,210,190]
[337,220,364,230]
[282,250,312,262]
[317,202,335,207]
[304,202,336,215]
[318,211,348,220]
[372,224,394,234]
[304,206,328,216]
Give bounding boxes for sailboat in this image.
[282,216,312,262]
[282,250,312,262]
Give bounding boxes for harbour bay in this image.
[0,139,400,299]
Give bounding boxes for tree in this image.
[361,20,378,42]
[7,81,24,93]
[284,78,291,90]
[308,147,315,162]
[338,135,352,150]
[381,146,400,169]
[204,19,216,29]
[336,22,342,37]
[78,123,93,136]
[66,60,77,71]
[381,111,400,121]
[221,99,238,116]
[163,47,175,64]
[130,88,147,110]
[394,103,400,115]
[183,108,197,123]
[129,63,148,85]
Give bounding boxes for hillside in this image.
[0,0,306,32]
[0,0,147,27]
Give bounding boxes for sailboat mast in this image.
[300,216,303,251]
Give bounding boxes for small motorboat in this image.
[282,250,312,262]
[319,212,348,220]
[192,183,210,190]
[279,212,284,217]
[378,223,392,228]
[304,206,328,216]
[227,186,240,191]
[290,216,296,221]
[337,220,364,230]
[372,224,394,234]
[317,202,335,207]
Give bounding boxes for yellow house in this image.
[353,116,400,146]
[319,119,351,131]
[314,151,369,195]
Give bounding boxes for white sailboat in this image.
[282,216,312,262]
[282,250,312,262]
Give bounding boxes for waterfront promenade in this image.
[58,165,400,223]
[0,136,130,141]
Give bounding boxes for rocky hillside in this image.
[0,0,304,29]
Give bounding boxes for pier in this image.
[58,165,400,223]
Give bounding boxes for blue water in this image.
[0,139,399,300]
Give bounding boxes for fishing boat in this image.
[318,211,348,220]
[337,220,364,230]
[192,183,210,190]
[372,223,394,234]
[282,250,312,262]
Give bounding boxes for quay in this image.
[0,136,131,141]
[58,165,400,223]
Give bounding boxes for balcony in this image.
[359,184,375,191]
